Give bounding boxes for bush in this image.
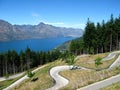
[66,54,75,65]
[27,70,35,78]
[94,57,102,67]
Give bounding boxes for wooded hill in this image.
[70,14,120,54]
[0,14,120,77]
[0,48,61,77]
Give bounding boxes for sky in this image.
[0,0,120,29]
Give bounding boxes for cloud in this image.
[44,22,64,25]
[44,22,85,29]
[35,20,85,29]
[32,12,40,18]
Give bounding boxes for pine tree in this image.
[25,47,31,70]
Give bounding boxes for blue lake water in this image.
[0,37,74,53]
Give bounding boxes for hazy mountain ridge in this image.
[0,19,83,41]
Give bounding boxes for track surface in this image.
[48,51,120,90]
[4,51,120,90]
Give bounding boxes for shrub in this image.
[27,70,35,78]
[66,54,75,65]
[94,57,102,67]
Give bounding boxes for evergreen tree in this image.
[25,47,31,70]
[70,14,120,54]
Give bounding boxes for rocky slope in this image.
[0,19,83,41]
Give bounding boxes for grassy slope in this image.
[4,52,120,90]
[11,59,67,90]
[56,37,81,51]
[0,73,25,90]
[56,40,71,51]
[75,53,119,70]
[75,53,108,69]
[60,53,120,90]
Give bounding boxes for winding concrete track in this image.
[77,53,120,90]
[4,51,120,90]
[46,65,73,90]
[102,51,120,61]
[0,72,25,82]
[109,55,120,69]
[47,51,120,90]
[3,65,47,90]
[46,65,87,90]
[46,55,91,90]
[77,74,120,90]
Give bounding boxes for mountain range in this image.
[0,19,83,41]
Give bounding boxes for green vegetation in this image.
[1,14,120,90]
[0,73,25,90]
[0,79,18,90]
[66,54,75,65]
[60,67,120,90]
[100,65,120,90]
[70,14,120,55]
[75,52,119,70]
[95,57,102,67]
[11,59,67,90]
[56,40,71,51]
[5,52,119,90]
[75,53,107,69]
[27,70,35,78]
[0,48,61,77]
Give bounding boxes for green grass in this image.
[11,59,66,90]
[60,66,120,90]
[75,53,119,70]
[0,73,25,90]
[60,53,120,90]
[5,52,120,90]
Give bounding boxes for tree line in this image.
[0,47,61,77]
[70,14,120,54]
[1,14,119,77]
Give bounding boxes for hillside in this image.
[0,20,83,41]
[56,37,82,51]
[56,40,71,51]
[3,51,120,90]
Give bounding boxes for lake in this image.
[0,37,74,53]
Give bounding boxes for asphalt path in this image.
[46,65,73,90]
[0,72,25,82]
[47,55,91,90]
[3,65,47,90]
[46,65,88,90]
[109,55,120,69]
[78,51,120,90]
[102,51,120,61]
[4,51,120,90]
[48,51,120,90]
[77,74,120,90]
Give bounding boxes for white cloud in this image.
[31,13,85,29]
[44,22,64,25]
[32,12,40,18]
[44,22,85,29]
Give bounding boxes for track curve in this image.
[47,51,120,90]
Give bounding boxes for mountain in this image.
[0,19,83,41]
